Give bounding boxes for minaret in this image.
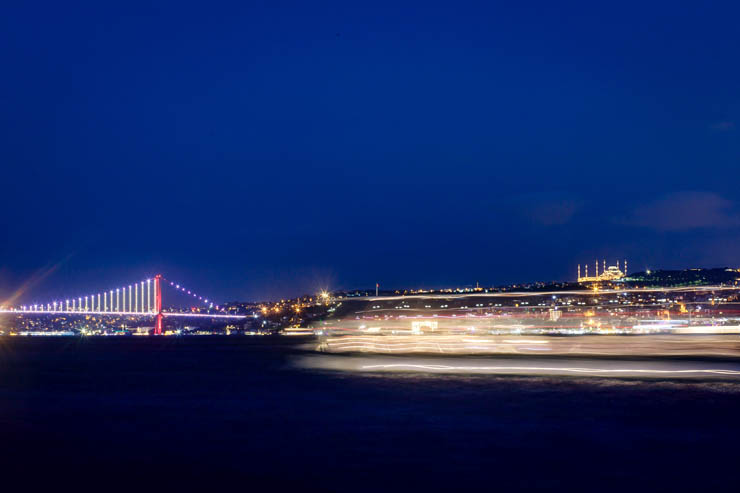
[603,259,606,273]
[578,264,581,281]
[595,260,598,278]
[624,259,628,275]
[585,264,589,278]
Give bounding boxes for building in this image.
[578,259,627,283]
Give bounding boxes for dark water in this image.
[1,336,739,491]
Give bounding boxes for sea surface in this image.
[1,336,739,491]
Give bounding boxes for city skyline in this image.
[3,261,740,309]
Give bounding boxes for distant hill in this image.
[624,268,740,287]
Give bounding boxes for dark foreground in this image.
[1,337,739,492]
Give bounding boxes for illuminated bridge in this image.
[0,274,246,335]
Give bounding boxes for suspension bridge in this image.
[0,274,247,335]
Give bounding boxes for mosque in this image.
[578,260,627,282]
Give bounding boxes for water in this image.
[1,336,739,491]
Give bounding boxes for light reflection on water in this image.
[293,353,740,380]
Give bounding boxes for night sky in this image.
[2,1,739,303]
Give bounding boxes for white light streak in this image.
[358,364,740,376]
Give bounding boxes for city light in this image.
[7,271,740,340]
[0,274,240,327]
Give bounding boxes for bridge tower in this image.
[154,274,163,335]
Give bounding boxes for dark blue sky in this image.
[2,1,739,303]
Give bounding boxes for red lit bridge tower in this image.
[1,272,247,334]
[154,274,163,335]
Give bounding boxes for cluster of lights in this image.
[12,277,224,314]
[17,278,155,314]
[0,275,248,320]
[164,278,221,311]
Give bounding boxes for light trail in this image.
[353,303,740,315]
[294,354,740,378]
[318,334,740,357]
[362,285,740,302]
[358,364,740,376]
